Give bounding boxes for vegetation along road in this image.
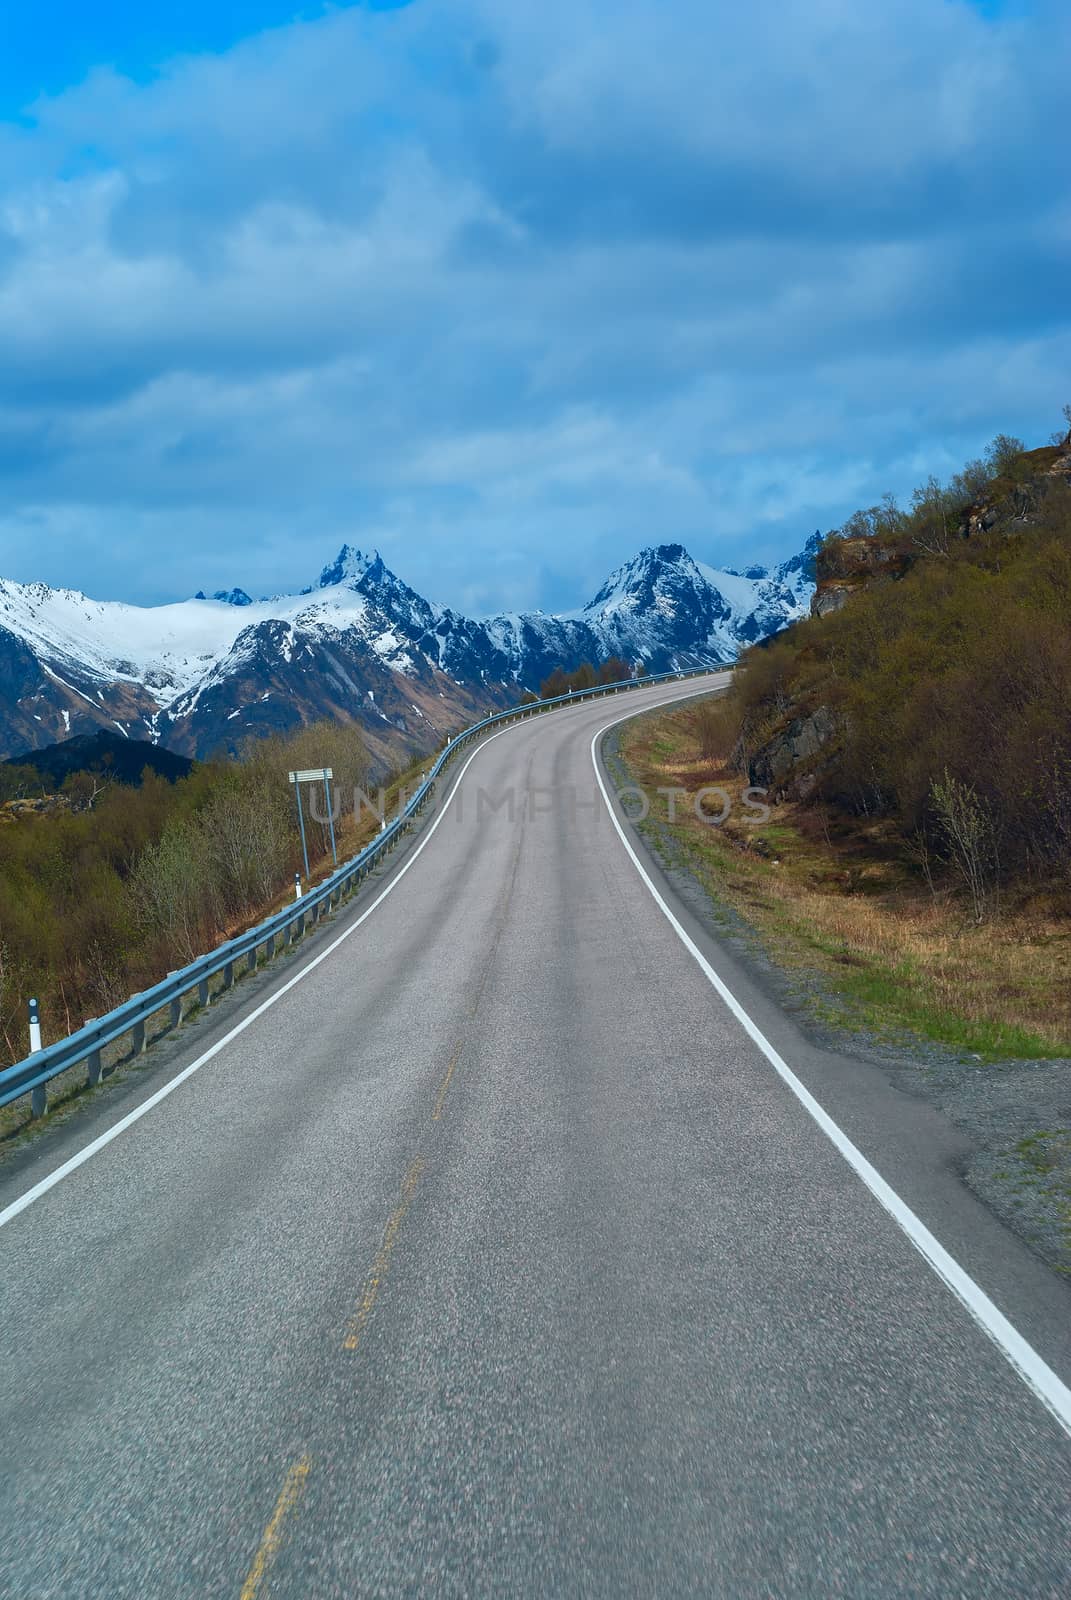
[1,674,1069,1598]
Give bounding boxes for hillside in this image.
[810,434,1071,618]
[721,424,1071,911]
[4,730,193,791]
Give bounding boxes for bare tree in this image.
[61,771,110,812]
[948,457,990,505]
[910,476,955,557]
[984,434,1026,478]
[129,822,218,965]
[202,777,292,913]
[929,771,1000,924]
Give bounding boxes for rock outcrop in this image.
[748,705,837,800]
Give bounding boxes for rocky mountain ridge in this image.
[0,538,817,769]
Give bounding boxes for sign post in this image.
[288,767,336,879]
[323,770,338,867]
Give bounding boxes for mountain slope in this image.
[0,538,815,765]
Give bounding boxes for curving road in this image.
[1,674,1069,1599]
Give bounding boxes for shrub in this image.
[0,720,369,1060]
[717,433,1071,906]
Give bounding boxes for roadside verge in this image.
[593,694,1071,1439]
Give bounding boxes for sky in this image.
[0,0,1067,616]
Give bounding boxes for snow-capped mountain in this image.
[0,537,817,768]
[574,536,819,662]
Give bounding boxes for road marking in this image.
[239,1453,312,1600]
[433,1040,464,1122]
[591,710,1071,1441]
[0,727,514,1232]
[0,679,717,1232]
[343,1157,425,1352]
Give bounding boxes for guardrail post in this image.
[87,1048,102,1087]
[198,978,210,1009]
[248,947,258,976]
[28,997,45,1111]
[266,933,276,960]
[132,1018,146,1054]
[222,960,234,991]
[28,998,42,1055]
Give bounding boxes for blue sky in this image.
[0,0,1066,614]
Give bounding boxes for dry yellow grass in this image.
[621,705,1071,1058]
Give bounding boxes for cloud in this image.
[0,0,1067,608]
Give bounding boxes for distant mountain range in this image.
[0,537,818,771]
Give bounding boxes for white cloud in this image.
[0,0,1066,607]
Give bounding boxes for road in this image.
[0,673,1069,1599]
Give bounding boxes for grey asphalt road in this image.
[1,675,1069,1600]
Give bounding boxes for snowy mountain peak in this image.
[318,546,385,589]
[582,543,701,615]
[566,537,819,665]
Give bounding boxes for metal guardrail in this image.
[0,667,717,1115]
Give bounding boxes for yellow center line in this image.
[239,1453,312,1600]
[342,1157,426,1351]
[432,1039,464,1121]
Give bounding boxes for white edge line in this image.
[591,709,1071,1440]
[0,726,514,1232]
